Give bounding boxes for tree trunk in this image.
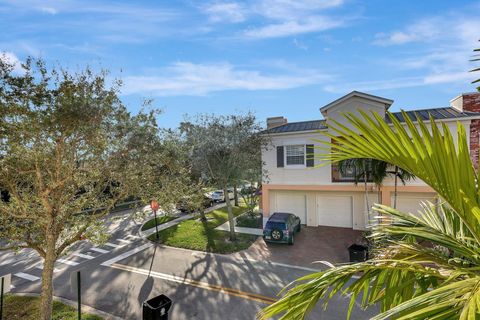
[224,186,236,241]
[363,162,370,224]
[40,242,56,320]
[393,165,398,209]
[199,208,207,222]
[233,185,239,207]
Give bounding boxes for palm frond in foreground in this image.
[258,111,480,320]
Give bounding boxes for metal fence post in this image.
[77,271,81,320]
[1,276,4,320]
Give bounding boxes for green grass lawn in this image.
[147,205,257,253]
[141,215,176,231]
[3,295,103,320]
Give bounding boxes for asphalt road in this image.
[0,205,378,319]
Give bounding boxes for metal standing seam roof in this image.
[386,107,480,123]
[264,107,480,134]
[265,119,327,134]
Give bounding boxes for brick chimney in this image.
[451,92,480,169]
[266,116,287,129]
[450,92,480,112]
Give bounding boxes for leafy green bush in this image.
[236,213,263,228]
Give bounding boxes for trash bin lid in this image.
[144,294,172,312]
[348,244,367,251]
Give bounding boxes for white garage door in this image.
[275,192,307,224]
[316,195,353,228]
[393,196,433,216]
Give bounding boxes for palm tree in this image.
[338,158,371,217]
[391,165,415,209]
[259,110,480,320]
[471,40,479,90]
[338,158,389,221]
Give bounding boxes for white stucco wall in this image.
[262,117,471,186]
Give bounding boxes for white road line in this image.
[125,235,139,239]
[14,272,40,281]
[57,259,79,266]
[104,242,121,248]
[90,247,109,254]
[101,243,152,267]
[116,239,131,244]
[71,252,95,260]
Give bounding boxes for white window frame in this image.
[284,144,306,168]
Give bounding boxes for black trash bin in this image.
[348,244,369,262]
[143,294,172,320]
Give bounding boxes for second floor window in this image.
[285,144,305,166]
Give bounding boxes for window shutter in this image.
[306,144,314,167]
[276,146,284,167]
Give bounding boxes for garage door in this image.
[393,195,434,216]
[316,195,353,228]
[275,192,307,224]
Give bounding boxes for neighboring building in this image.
[261,91,480,230]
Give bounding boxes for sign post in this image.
[0,274,11,320]
[150,200,160,240]
[70,271,81,320]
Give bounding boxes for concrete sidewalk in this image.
[139,202,228,238]
[215,215,266,236]
[139,213,194,238]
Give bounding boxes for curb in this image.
[11,292,124,320]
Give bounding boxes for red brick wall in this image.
[463,93,480,168]
[464,93,480,112]
[470,119,480,169]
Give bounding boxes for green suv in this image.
[263,212,301,245]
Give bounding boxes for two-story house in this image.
[261,91,480,230]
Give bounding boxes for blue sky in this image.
[1,0,479,127]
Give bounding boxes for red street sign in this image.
[150,200,159,212]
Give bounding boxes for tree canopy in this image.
[0,57,185,319]
[180,113,267,240]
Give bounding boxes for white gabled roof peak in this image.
[320,91,394,115]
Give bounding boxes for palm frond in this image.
[260,112,480,320]
[316,111,480,242]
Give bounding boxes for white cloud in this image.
[201,0,347,38]
[374,18,441,45]
[323,77,425,93]
[122,62,327,96]
[323,71,476,94]
[243,15,343,39]
[202,2,246,23]
[293,38,308,50]
[423,71,475,85]
[1,0,181,44]
[39,6,58,15]
[365,10,480,92]
[374,13,480,47]
[0,51,24,73]
[253,0,344,20]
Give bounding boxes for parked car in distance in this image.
[263,212,301,245]
[176,194,214,212]
[210,189,234,202]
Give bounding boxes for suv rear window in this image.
[266,222,286,230]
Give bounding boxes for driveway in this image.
[235,226,364,269]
